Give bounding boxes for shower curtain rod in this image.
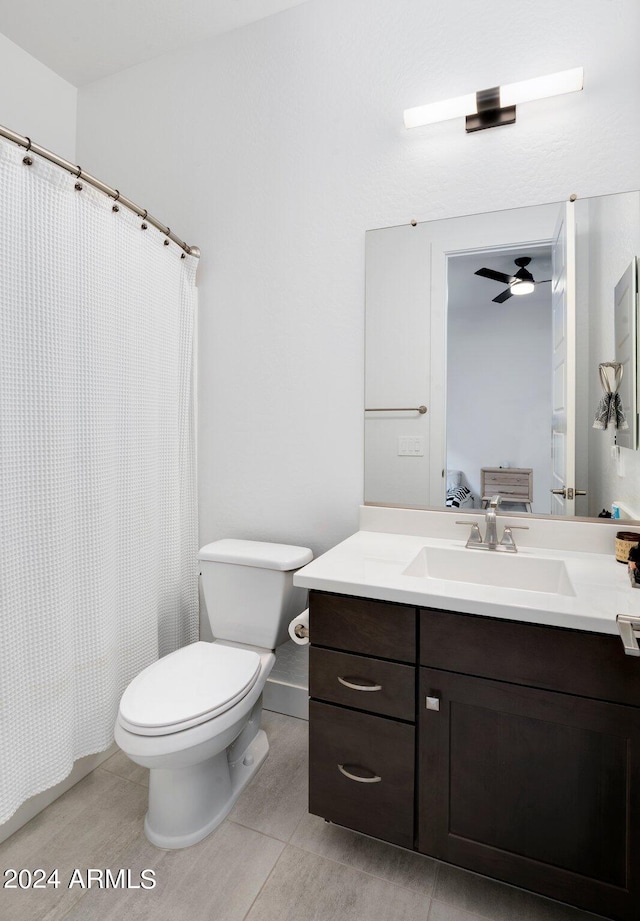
[0,123,200,258]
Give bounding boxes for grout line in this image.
[427,897,506,921]
[226,816,294,844]
[97,764,149,789]
[281,840,438,901]
[285,809,308,843]
[55,889,91,921]
[240,840,290,921]
[431,857,441,901]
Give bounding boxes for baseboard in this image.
[264,639,309,720]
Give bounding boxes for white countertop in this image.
[294,528,640,635]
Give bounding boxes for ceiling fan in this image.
[474,256,551,303]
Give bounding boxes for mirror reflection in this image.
[364,192,640,521]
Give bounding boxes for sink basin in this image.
[403,546,575,596]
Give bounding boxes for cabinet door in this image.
[309,701,415,849]
[418,668,640,921]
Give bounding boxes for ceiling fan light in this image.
[511,280,535,296]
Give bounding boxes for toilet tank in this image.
[198,539,313,649]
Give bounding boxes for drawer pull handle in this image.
[337,676,382,692]
[338,763,382,784]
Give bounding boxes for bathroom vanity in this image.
[296,508,640,921]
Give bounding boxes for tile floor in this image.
[0,711,609,921]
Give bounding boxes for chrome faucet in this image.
[456,494,529,552]
[484,494,501,549]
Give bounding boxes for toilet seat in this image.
[118,641,261,736]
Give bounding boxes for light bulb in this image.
[403,93,477,129]
[500,67,583,108]
[511,281,535,296]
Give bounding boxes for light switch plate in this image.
[398,436,424,456]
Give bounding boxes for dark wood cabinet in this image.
[309,701,415,848]
[309,591,416,663]
[308,590,640,921]
[309,646,415,720]
[308,591,416,848]
[418,667,640,919]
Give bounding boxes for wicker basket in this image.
[615,531,640,563]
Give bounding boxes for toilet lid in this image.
[118,642,262,736]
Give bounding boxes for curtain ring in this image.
[141,210,148,230]
[112,189,120,212]
[23,137,33,165]
[75,164,82,178]
[163,227,171,246]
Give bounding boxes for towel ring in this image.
[599,362,623,394]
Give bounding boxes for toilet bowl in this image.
[115,641,275,848]
[115,539,312,849]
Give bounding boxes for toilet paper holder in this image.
[288,609,310,645]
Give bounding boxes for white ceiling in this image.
[0,0,310,87]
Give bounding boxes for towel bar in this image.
[365,405,427,414]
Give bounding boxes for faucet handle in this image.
[456,521,483,546]
[499,524,529,551]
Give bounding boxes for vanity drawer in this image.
[420,608,640,708]
[310,647,415,721]
[309,701,415,849]
[310,591,416,663]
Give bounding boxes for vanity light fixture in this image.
[404,67,583,132]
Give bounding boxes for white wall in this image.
[0,32,76,160]
[75,0,640,557]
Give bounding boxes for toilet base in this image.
[144,729,269,849]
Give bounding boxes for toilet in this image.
[115,539,312,849]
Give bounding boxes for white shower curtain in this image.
[0,135,199,823]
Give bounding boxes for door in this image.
[550,201,577,514]
[418,667,640,921]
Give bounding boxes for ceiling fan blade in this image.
[475,267,514,285]
[536,279,552,284]
[493,288,513,304]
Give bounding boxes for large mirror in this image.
[364,191,640,521]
